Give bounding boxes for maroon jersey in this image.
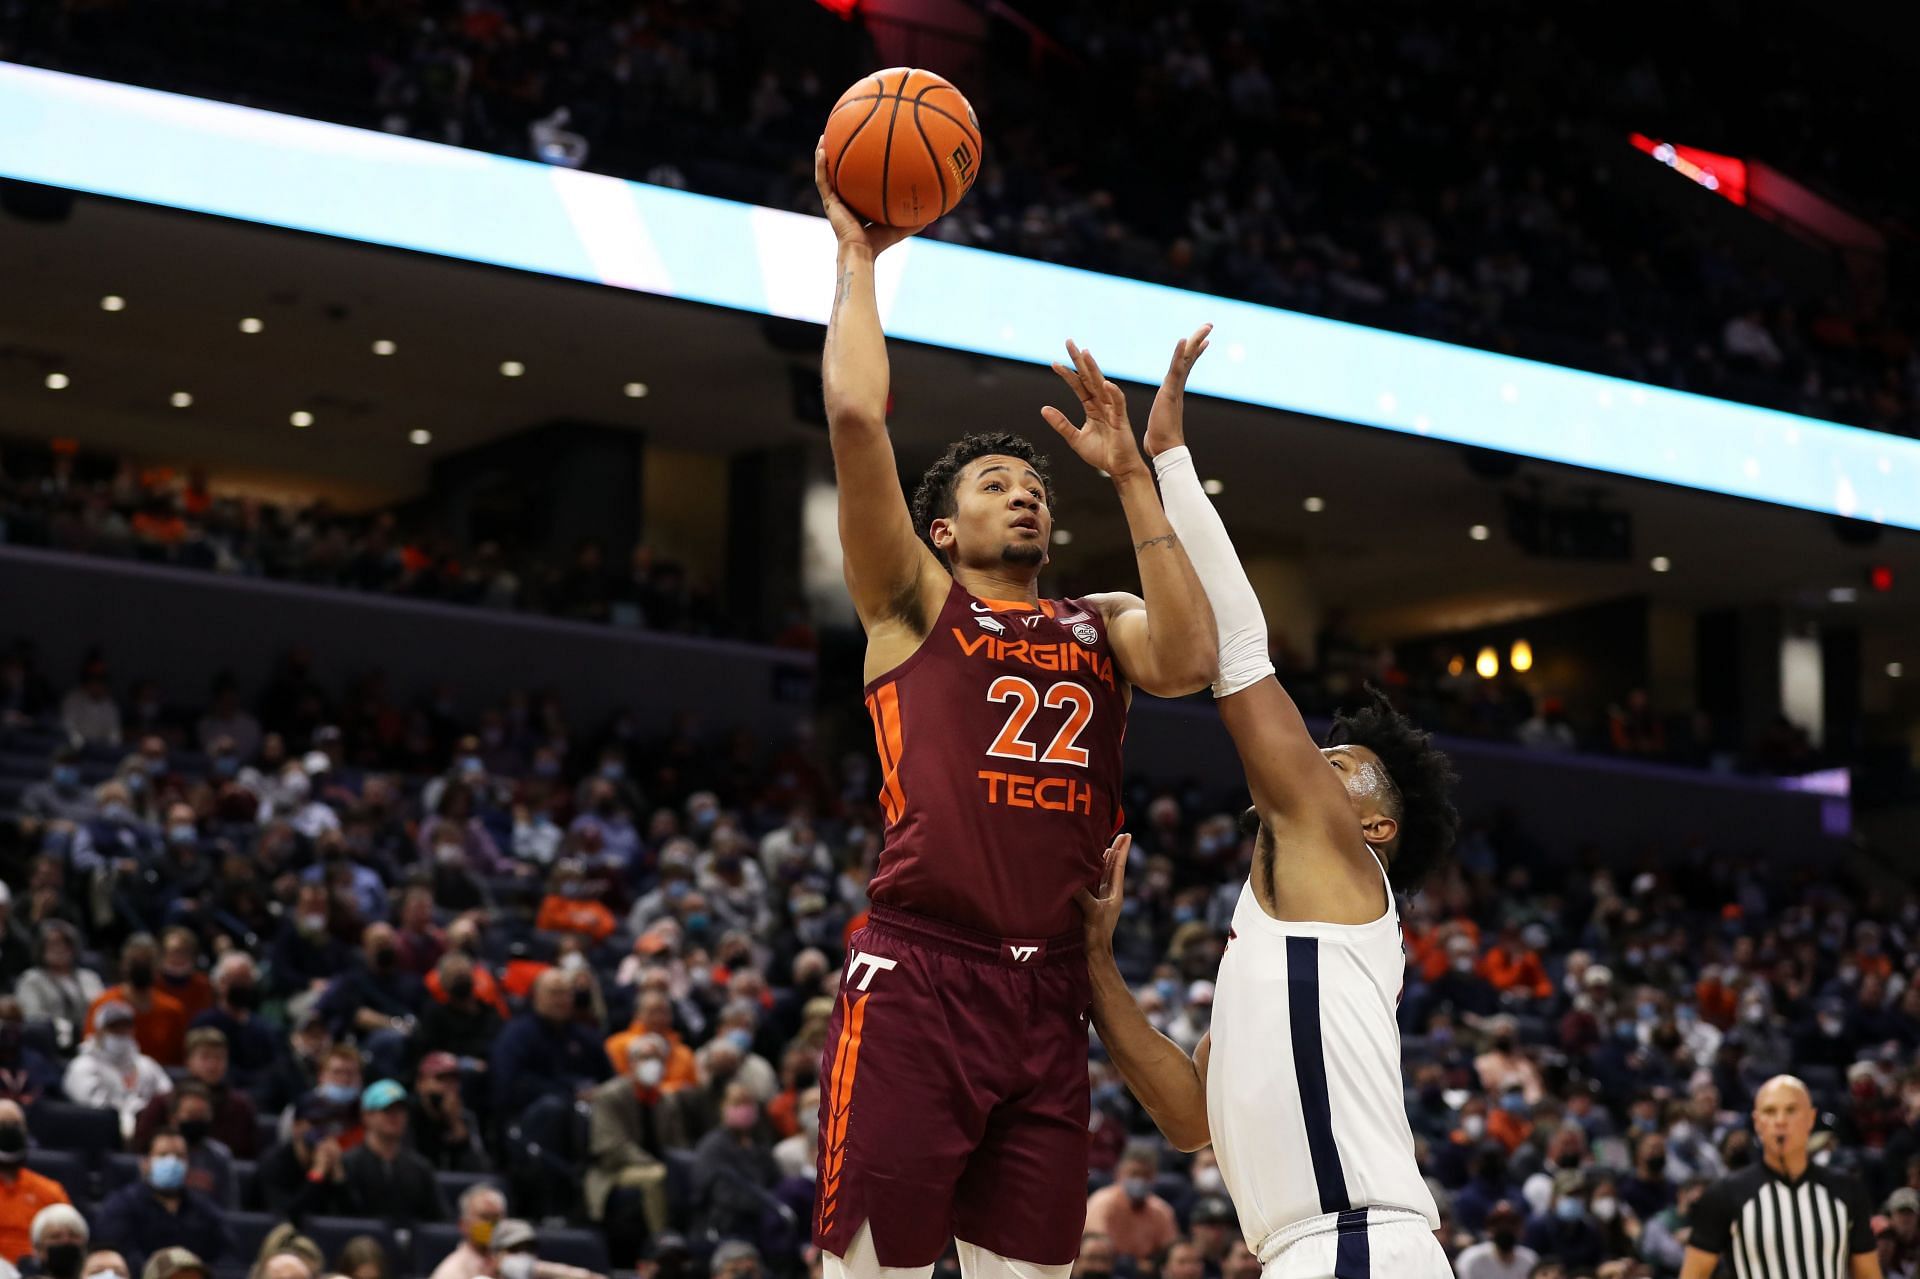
[864,579,1129,937]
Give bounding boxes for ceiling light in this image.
[1469,524,1491,541]
[170,392,193,408]
[1509,639,1534,673]
[623,381,649,398]
[44,372,69,390]
[100,295,126,312]
[1202,478,1225,496]
[1051,529,1073,546]
[1650,556,1671,573]
[1889,662,1905,679]
[1446,654,1465,678]
[1303,496,1326,513]
[290,410,314,428]
[1475,646,1500,679]
[239,317,264,334]
[409,429,432,446]
[1828,587,1858,604]
[500,360,525,378]
[372,339,397,356]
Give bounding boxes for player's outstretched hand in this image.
[1074,831,1133,956]
[1043,341,1148,483]
[1145,324,1212,459]
[815,140,924,258]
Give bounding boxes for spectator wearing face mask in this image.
[1084,1145,1179,1265]
[1621,1131,1674,1220]
[153,930,212,1023]
[25,1203,90,1279]
[693,1003,776,1104]
[189,956,276,1090]
[571,779,642,874]
[95,1130,230,1276]
[534,863,616,944]
[1455,1200,1537,1279]
[265,885,350,1000]
[587,1035,702,1259]
[19,746,98,830]
[690,1084,777,1247]
[315,924,423,1079]
[85,937,189,1068]
[301,833,389,927]
[1477,1016,1547,1104]
[1453,1148,1527,1234]
[409,955,502,1077]
[0,1101,73,1268]
[488,1220,602,1279]
[1522,1173,1605,1268]
[64,1000,173,1139]
[606,993,698,1089]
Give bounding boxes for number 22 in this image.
[986,676,1093,767]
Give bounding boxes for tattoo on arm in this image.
[1134,533,1179,553]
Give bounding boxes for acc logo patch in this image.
[1072,622,1098,646]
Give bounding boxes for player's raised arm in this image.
[1075,834,1212,1152]
[1043,342,1217,698]
[815,143,943,633]
[1139,330,1353,837]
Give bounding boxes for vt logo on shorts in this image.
[845,949,897,991]
[1009,945,1037,961]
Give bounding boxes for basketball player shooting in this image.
[810,142,1219,1279]
[1076,328,1461,1279]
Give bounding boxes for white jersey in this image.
[1207,853,1440,1264]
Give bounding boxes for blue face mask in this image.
[1173,906,1199,925]
[53,765,80,788]
[683,913,710,934]
[319,1083,359,1106]
[1555,1197,1585,1222]
[169,824,198,846]
[148,1153,188,1192]
[600,762,625,780]
[213,756,240,779]
[727,1028,754,1053]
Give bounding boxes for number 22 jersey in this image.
[863,579,1129,938]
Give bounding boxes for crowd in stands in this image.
[0,634,1917,1279]
[0,444,745,644]
[5,1,1918,438]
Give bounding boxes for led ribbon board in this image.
[6,61,1919,530]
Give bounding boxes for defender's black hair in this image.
[909,432,1054,562]
[1324,686,1460,891]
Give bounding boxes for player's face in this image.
[935,455,1051,572]
[1320,745,1398,846]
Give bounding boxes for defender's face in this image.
[935,455,1051,570]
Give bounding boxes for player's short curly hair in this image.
[1324,686,1460,893]
[909,432,1053,561]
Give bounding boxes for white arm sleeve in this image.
[1151,445,1275,698]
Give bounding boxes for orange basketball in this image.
[823,68,983,228]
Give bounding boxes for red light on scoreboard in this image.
[1869,564,1894,593]
[1629,133,1748,206]
[814,0,858,16]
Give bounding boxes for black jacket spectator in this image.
[341,1139,446,1224]
[95,1180,231,1275]
[489,1009,611,1113]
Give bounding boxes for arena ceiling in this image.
[3,192,1919,655]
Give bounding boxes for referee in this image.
[1681,1075,1885,1279]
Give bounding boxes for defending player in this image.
[1077,327,1460,1279]
[809,143,1218,1279]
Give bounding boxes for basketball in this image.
[823,67,983,228]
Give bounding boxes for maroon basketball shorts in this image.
[813,904,1092,1268]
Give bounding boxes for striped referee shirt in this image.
[1689,1163,1875,1279]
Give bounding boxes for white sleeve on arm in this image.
[1151,445,1275,697]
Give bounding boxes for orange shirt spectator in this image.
[1487,1106,1533,1153]
[1695,972,1738,1029]
[1411,918,1481,982]
[0,1164,72,1263]
[501,958,550,1001]
[604,1024,698,1093]
[1480,945,1552,1000]
[86,985,189,1067]
[425,964,511,1019]
[535,894,616,945]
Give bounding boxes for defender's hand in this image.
[1145,324,1212,458]
[1074,832,1133,955]
[815,142,925,258]
[1042,342,1148,482]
